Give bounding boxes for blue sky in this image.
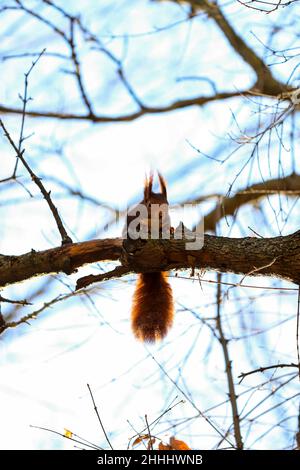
[0,0,299,449]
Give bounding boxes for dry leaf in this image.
[159,436,191,450]
[170,436,191,450]
[132,434,150,447]
[64,428,73,439]
[159,442,172,450]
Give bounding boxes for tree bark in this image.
[1,230,300,289]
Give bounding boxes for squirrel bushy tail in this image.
[131,272,174,342]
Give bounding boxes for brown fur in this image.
[126,172,174,342]
[131,272,174,342]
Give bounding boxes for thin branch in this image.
[0,51,69,61]
[173,0,287,95]
[30,424,102,450]
[76,265,130,290]
[0,295,31,306]
[43,174,118,212]
[87,384,114,450]
[236,0,299,14]
[0,119,72,245]
[297,287,300,380]
[145,415,154,450]
[13,48,46,177]
[0,291,78,334]
[68,18,94,117]
[0,90,243,122]
[215,273,243,449]
[14,0,67,40]
[127,398,184,449]
[233,257,277,288]
[238,363,300,382]
[150,353,235,447]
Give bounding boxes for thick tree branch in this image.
[1,230,300,289]
[203,173,300,231]
[0,238,122,288]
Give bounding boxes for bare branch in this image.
[236,0,299,14]
[87,384,114,450]
[0,238,122,288]
[239,363,300,382]
[164,0,288,95]
[297,287,300,380]
[0,291,77,334]
[30,424,102,450]
[203,173,300,232]
[215,273,243,449]
[76,265,130,290]
[68,17,94,117]
[13,48,46,176]
[1,229,300,289]
[0,90,243,122]
[0,295,31,306]
[0,119,72,245]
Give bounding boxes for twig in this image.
[0,295,31,305]
[145,415,154,450]
[232,258,278,289]
[69,18,94,117]
[0,291,78,335]
[76,265,130,290]
[150,353,235,448]
[296,287,300,380]
[238,362,299,382]
[215,273,243,450]
[0,119,72,245]
[43,175,118,212]
[14,0,67,39]
[30,424,102,450]
[1,51,69,61]
[236,0,297,14]
[128,398,184,449]
[13,48,46,177]
[87,384,113,450]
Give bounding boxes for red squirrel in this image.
[124,172,174,342]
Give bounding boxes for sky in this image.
[0,0,299,450]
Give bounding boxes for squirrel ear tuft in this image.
[148,172,153,194]
[158,171,167,197]
[144,175,149,200]
[144,172,154,200]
